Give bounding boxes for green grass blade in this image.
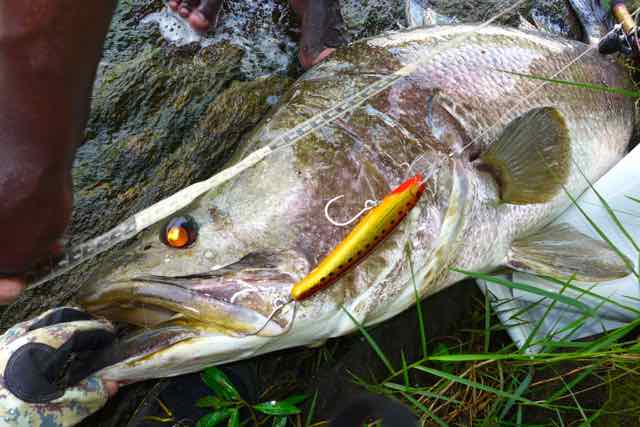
[575,165,640,254]
[561,181,639,278]
[498,70,640,98]
[626,195,640,204]
[583,318,640,352]
[452,269,596,316]
[384,382,463,405]
[401,392,449,427]
[341,306,395,374]
[408,250,428,358]
[415,366,537,405]
[304,390,318,427]
[547,366,595,403]
[499,368,533,421]
[484,286,492,352]
[401,350,410,387]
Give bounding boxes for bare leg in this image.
[292,0,344,69]
[0,1,117,276]
[167,0,343,69]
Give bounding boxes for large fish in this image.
[78,23,635,382]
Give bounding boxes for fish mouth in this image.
[77,251,306,366]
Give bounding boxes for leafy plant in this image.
[196,367,307,427]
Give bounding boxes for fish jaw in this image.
[78,250,309,337]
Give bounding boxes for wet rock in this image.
[340,0,407,40]
[528,0,583,41]
[425,0,533,27]
[142,0,298,79]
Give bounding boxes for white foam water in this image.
[142,2,297,79]
[141,7,203,46]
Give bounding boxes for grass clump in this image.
[341,188,640,425]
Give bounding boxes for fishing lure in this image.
[249,174,426,336]
[292,174,426,301]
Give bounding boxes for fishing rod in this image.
[599,0,640,60]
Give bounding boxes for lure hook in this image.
[324,195,379,227]
[240,299,297,337]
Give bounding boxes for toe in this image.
[187,11,213,32]
[299,46,335,69]
[178,6,191,18]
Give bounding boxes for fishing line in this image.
[456,7,640,158]
[22,0,529,293]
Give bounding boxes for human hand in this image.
[0,277,25,305]
[0,307,119,427]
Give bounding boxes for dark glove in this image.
[0,307,117,426]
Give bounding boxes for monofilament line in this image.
[21,0,572,292]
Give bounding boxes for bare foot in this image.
[168,0,222,33]
[292,0,344,69]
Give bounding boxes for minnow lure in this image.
[292,174,426,301]
[248,174,426,336]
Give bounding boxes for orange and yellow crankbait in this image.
[291,174,426,301]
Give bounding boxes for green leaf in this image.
[272,416,288,427]
[196,410,232,427]
[253,401,301,416]
[202,367,239,400]
[227,409,240,427]
[196,395,228,409]
[282,394,308,406]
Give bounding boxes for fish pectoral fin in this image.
[507,223,632,282]
[480,107,570,204]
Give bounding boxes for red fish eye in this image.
[160,216,198,249]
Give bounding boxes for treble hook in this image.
[324,195,379,227]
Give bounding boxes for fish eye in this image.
[160,216,198,249]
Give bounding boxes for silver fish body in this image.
[78,25,635,382]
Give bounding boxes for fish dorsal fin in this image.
[508,223,632,282]
[480,107,571,204]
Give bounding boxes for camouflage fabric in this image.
[0,308,113,427]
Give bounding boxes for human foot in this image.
[292,0,345,69]
[168,0,222,33]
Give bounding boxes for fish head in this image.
[75,147,470,382]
